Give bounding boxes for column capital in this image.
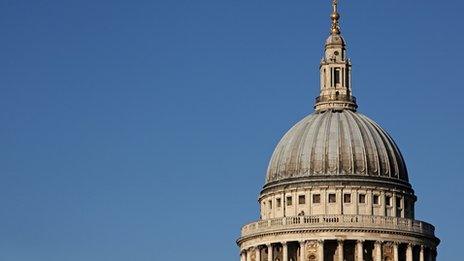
[299,240,306,245]
[337,239,344,245]
[266,243,273,248]
[375,240,383,246]
[317,239,324,244]
[282,241,287,246]
[356,239,365,244]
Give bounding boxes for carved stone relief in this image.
[382,243,394,261]
[305,241,318,261]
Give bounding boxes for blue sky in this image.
[0,0,461,260]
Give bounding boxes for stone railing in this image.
[241,215,435,238]
[315,94,356,103]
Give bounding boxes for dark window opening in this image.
[329,193,336,203]
[286,196,293,206]
[386,196,392,207]
[334,68,341,85]
[298,195,306,205]
[344,194,352,203]
[359,194,366,204]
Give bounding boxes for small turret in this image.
[315,0,357,112]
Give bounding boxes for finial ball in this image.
[331,12,340,21]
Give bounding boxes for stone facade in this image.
[237,1,439,261]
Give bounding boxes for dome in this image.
[325,34,345,46]
[266,110,408,185]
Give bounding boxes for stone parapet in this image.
[240,214,435,239]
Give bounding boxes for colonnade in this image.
[240,240,436,261]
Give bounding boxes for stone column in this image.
[267,244,273,261]
[393,243,399,261]
[241,251,246,261]
[299,241,306,261]
[374,241,382,261]
[318,240,324,261]
[356,240,364,261]
[247,249,252,261]
[427,247,434,261]
[406,244,413,261]
[337,240,344,261]
[283,242,288,261]
[419,246,424,261]
[256,247,261,261]
[431,248,437,261]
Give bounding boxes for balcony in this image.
[240,214,435,238]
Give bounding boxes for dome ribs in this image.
[299,114,320,176]
[344,110,368,175]
[339,111,354,174]
[350,111,381,177]
[316,112,332,174]
[366,117,409,181]
[309,113,327,175]
[265,111,409,185]
[289,116,314,178]
[267,118,295,182]
[359,114,390,177]
[327,111,340,174]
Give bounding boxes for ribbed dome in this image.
[266,110,408,185]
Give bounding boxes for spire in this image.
[331,0,341,35]
[314,0,357,112]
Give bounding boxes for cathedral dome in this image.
[266,110,408,185]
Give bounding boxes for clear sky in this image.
[0,0,461,260]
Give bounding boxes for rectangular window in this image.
[269,200,272,209]
[276,198,281,208]
[313,194,321,204]
[373,195,380,205]
[324,69,327,87]
[386,196,392,207]
[298,195,306,205]
[286,196,293,206]
[359,194,366,204]
[334,68,341,85]
[344,194,352,203]
[396,197,402,208]
[329,193,336,203]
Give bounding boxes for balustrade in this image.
[241,214,435,238]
